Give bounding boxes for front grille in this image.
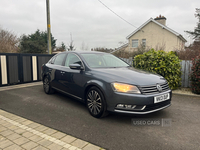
[140,82,170,95]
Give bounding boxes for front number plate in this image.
[154,93,170,103]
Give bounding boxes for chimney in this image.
[154,15,166,26]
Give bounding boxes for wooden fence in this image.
[180,60,192,88]
[120,57,133,66]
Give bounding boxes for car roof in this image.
[57,51,108,55]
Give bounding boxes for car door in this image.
[48,53,67,89]
[59,53,84,99]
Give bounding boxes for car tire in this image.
[86,86,108,118]
[43,76,54,94]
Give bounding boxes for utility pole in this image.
[46,0,52,54]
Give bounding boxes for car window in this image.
[53,54,66,66]
[81,53,129,68]
[65,53,82,67]
[49,56,56,64]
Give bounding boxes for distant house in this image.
[113,15,187,53]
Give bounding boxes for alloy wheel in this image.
[43,77,50,93]
[87,90,102,115]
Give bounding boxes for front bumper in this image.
[114,103,171,114]
[106,90,172,114]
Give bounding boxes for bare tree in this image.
[175,39,200,60]
[55,42,66,52]
[92,47,114,53]
[0,27,19,53]
[67,41,76,51]
[67,33,75,51]
[118,41,128,46]
[81,41,88,51]
[185,8,200,39]
[154,42,166,51]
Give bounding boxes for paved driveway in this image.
[0,84,200,150]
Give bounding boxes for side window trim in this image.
[48,56,56,64]
[51,56,56,64]
[63,53,69,67]
[62,53,68,66]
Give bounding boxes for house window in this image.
[132,39,138,48]
[142,39,146,47]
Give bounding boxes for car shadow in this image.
[50,89,171,126]
[100,110,170,125]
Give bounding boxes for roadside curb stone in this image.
[172,90,200,97]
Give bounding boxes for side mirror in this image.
[69,64,83,70]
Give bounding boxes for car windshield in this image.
[81,53,129,68]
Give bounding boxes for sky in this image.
[0,0,199,50]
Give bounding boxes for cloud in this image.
[0,0,199,50]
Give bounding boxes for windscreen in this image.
[81,53,129,68]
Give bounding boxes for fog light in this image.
[125,105,132,109]
[117,104,124,108]
[116,104,135,109]
[116,104,146,111]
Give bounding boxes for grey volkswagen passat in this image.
[41,51,172,118]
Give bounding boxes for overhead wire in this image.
[97,0,138,28]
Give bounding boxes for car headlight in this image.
[111,83,141,94]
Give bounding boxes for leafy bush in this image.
[134,49,181,89]
[190,54,200,94]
